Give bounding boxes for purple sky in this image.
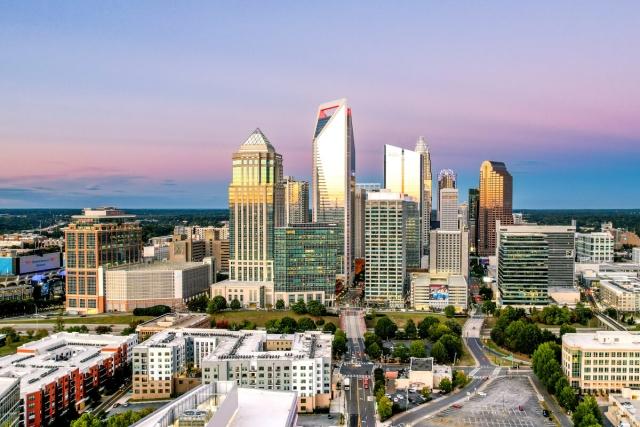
[1,1,639,208]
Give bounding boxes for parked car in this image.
[452,404,462,409]
[542,409,549,417]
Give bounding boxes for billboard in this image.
[18,253,62,274]
[0,258,14,275]
[430,284,449,300]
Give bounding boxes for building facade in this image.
[364,192,420,308]
[415,137,432,257]
[228,129,284,282]
[410,271,468,312]
[468,188,479,254]
[562,331,640,393]
[478,161,513,257]
[429,229,469,278]
[0,377,19,427]
[274,223,339,307]
[439,188,459,231]
[283,176,310,225]
[436,169,456,222]
[312,99,355,278]
[576,232,614,263]
[64,207,142,314]
[103,262,212,312]
[497,233,549,306]
[354,183,381,260]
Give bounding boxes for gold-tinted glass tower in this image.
[478,160,513,256]
[228,129,284,281]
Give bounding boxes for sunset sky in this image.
[1,1,639,208]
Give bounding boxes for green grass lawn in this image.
[485,339,531,363]
[0,337,38,356]
[210,310,337,327]
[366,312,466,329]
[0,314,153,325]
[455,341,477,367]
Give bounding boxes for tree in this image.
[452,370,469,388]
[557,385,578,411]
[291,299,307,315]
[392,344,410,362]
[429,324,452,342]
[438,334,463,363]
[479,286,493,301]
[35,329,48,339]
[187,295,209,312]
[444,320,462,337]
[297,317,317,331]
[53,311,65,333]
[26,329,34,339]
[430,341,448,363]
[333,329,348,356]
[366,342,382,359]
[230,298,241,310]
[315,318,325,326]
[66,325,89,333]
[405,319,417,338]
[307,300,327,316]
[444,305,456,318]
[207,295,227,314]
[418,316,439,338]
[482,300,496,315]
[95,325,112,335]
[572,396,602,427]
[409,340,427,358]
[377,396,393,421]
[374,317,397,340]
[275,299,285,310]
[438,378,453,393]
[420,387,431,399]
[70,413,103,427]
[280,317,298,333]
[322,322,337,334]
[559,323,576,336]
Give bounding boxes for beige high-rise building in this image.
[437,169,456,223]
[283,176,310,224]
[478,161,513,257]
[64,207,142,314]
[228,129,284,282]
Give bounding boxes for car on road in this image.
[452,404,462,409]
[518,405,523,411]
[122,402,129,407]
[542,409,549,417]
[478,391,487,397]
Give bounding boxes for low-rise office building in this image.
[598,276,640,313]
[210,280,330,310]
[103,261,212,312]
[131,380,298,427]
[562,331,640,394]
[576,232,614,264]
[395,357,452,391]
[606,388,640,427]
[410,271,468,312]
[0,332,136,427]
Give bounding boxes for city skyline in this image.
[1,2,639,209]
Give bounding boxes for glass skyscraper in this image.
[478,160,513,257]
[274,223,340,306]
[228,129,284,282]
[415,136,432,256]
[312,99,355,277]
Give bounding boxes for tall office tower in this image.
[478,160,513,257]
[312,98,355,278]
[468,188,480,254]
[439,188,459,231]
[384,144,424,251]
[364,191,420,308]
[354,183,381,259]
[274,223,340,306]
[497,233,549,306]
[415,136,432,256]
[496,221,576,288]
[458,203,469,230]
[228,129,284,282]
[64,207,142,314]
[283,176,310,225]
[437,169,456,222]
[429,229,469,278]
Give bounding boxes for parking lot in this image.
[427,376,554,427]
[385,387,431,411]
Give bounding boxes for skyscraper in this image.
[439,188,459,231]
[429,229,469,279]
[415,136,432,256]
[283,176,310,225]
[384,144,423,248]
[312,98,355,277]
[437,169,456,222]
[364,191,420,308]
[354,183,381,260]
[64,207,142,314]
[228,129,284,282]
[478,161,513,257]
[468,188,480,254]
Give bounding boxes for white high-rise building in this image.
[312,99,355,278]
[364,191,420,308]
[576,232,614,263]
[429,229,469,279]
[228,129,284,282]
[354,183,381,259]
[439,188,459,231]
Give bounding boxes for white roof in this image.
[563,331,640,350]
[232,388,297,427]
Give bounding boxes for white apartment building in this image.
[429,229,469,279]
[599,276,640,313]
[562,331,640,393]
[364,191,420,308]
[576,232,614,263]
[103,261,212,312]
[439,188,459,231]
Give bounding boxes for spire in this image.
[239,128,275,152]
[415,136,429,154]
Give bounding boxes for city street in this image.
[340,308,376,426]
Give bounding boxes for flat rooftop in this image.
[563,331,640,350]
[107,261,206,272]
[137,313,210,330]
[232,388,297,427]
[410,357,433,372]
